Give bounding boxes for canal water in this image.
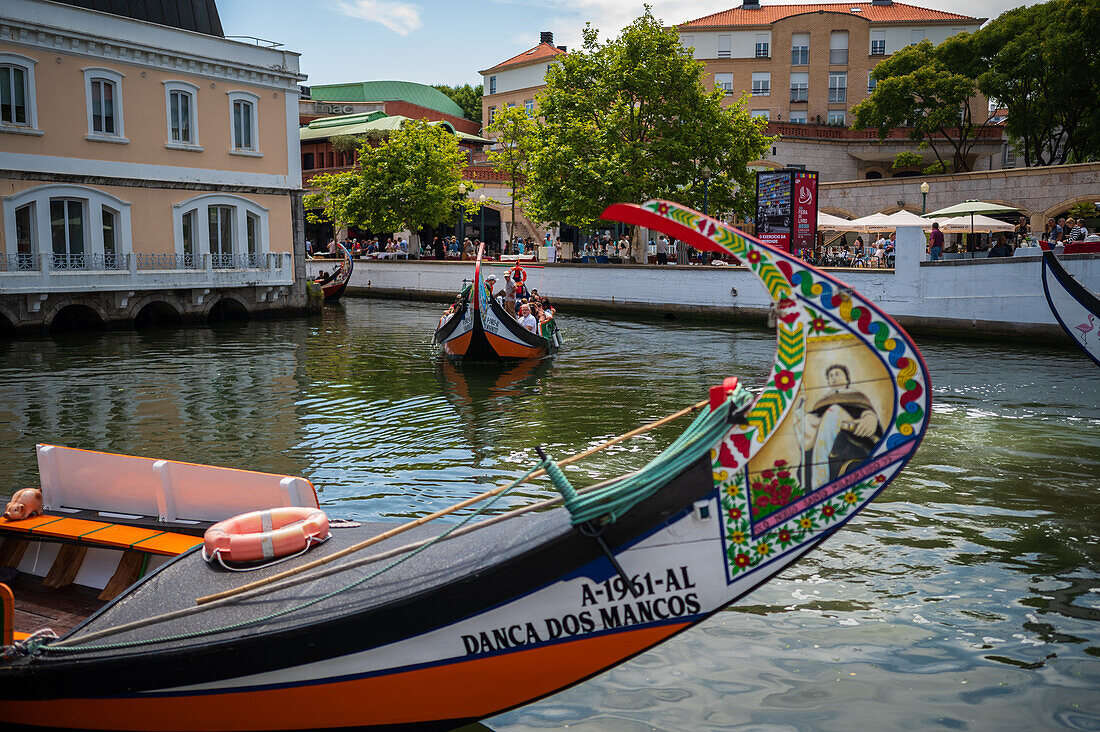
[1,299,1098,731]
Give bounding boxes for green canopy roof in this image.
[299,114,492,145]
[310,81,465,120]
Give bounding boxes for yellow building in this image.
[0,0,307,332]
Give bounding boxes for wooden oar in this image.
[195,397,709,606]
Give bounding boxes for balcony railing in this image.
[0,251,293,294]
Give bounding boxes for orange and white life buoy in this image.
[509,266,527,284]
[203,507,330,566]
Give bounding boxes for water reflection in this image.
[1,299,1098,730]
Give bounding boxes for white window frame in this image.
[871,30,886,56]
[828,72,847,103]
[791,34,809,65]
[714,73,734,95]
[751,110,770,120]
[868,73,877,94]
[790,72,809,102]
[718,35,731,58]
[2,184,132,265]
[489,76,497,95]
[751,72,771,97]
[827,110,846,126]
[163,80,201,151]
[680,35,694,56]
[82,67,127,143]
[172,193,269,267]
[755,33,770,58]
[911,29,926,45]
[788,112,807,124]
[524,99,534,117]
[226,90,260,156]
[829,32,849,65]
[0,52,40,135]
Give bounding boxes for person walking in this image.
[929,222,944,261]
[655,236,669,265]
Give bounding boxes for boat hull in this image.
[1041,251,1100,366]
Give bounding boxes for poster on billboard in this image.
[755,169,818,253]
[792,170,818,251]
[755,171,791,251]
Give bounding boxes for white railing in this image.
[0,251,294,294]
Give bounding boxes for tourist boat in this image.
[433,244,561,360]
[0,200,930,731]
[1041,250,1100,366]
[314,243,354,302]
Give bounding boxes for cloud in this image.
[333,0,422,36]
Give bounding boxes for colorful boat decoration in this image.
[433,243,560,361]
[1041,250,1100,366]
[0,201,930,732]
[313,243,354,302]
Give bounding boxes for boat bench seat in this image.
[0,514,202,556]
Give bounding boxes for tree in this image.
[432,83,483,122]
[487,105,534,244]
[974,0,1100,166]
[303,120,478,252]
[852,38,994,173]
[522,8,773,259]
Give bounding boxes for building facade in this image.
[0,0,307,333]
[678,0,998,179]
[479,32,566,143]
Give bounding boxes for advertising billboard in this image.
[754,169,818,253]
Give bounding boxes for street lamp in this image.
[478,193,486,252]
[457,183,467,242]
[920,181,929,215]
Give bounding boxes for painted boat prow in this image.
[1041,250,1100,367]
[318,244,353,302]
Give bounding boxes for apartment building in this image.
[0,0,306,333]
[480,31,566,140]
[680,0,998,179]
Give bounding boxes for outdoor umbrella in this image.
[817,211,855,231]
[937,214,1015,233]
[874,210,935,230]
[843,212,894,232]
[924,200,1020,238]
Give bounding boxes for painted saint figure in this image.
[800,363,882,490]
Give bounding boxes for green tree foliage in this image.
[432,83,483,122]
[853,38,992,172]
[891,151,923,170]
[487,105,534,239]
[303,120,478,247]
[523,8,773,237]
[974,0,1100,166]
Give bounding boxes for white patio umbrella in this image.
[937,214,1015,233]
[843,212,894,232]
[924,200,1020,238]
[874,210,936,230]
[818,211,856,230]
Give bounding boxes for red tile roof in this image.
[481,43,566,75]
[679,2,980,28]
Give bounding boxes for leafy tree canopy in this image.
[974,0,1100,166]
[487,105,535,237]
[523,7,773,230]
[853,37,991,173]
[432,83,483,123]
[304,119,478,239]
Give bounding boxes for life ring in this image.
[203,507,330,565]
[509,266,527,284]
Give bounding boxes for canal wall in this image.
[309,235,1100,343]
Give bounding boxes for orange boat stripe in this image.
[443,330,473,356]
[0,623,689,731]
[132,532,202,556]
[1,515,200,556]
[0,515,64,533]
[27,517,107,539]
[485,331,544,359]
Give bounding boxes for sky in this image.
[217,0,1033,89]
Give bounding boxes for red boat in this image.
[434,244,560,360]
[314,244,353,302]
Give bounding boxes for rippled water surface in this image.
[1,299,1098,731]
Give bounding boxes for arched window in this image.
[163,80,200,150]
[0,52,40,134]
[226,90,260,155]
[82,67,126,143]
[172,194,269,269]
[2,185,132,270]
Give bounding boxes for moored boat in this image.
[314,243,354,302]
[433,244,560,361]
[1042,250,1100,366]
[0,200,930,732]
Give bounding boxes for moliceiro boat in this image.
[313,243,354,302]
[1042,250,1100,366]
[433,244,560,360]
[0,200,930,731]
